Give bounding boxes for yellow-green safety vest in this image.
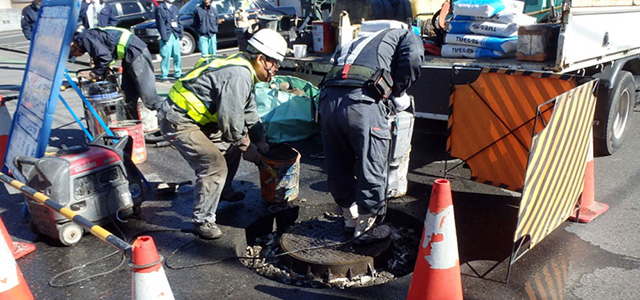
[99,27,132,64]
[169,53,259,126]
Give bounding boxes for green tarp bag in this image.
[255,75,320,143]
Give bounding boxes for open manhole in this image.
[240,208,421,289]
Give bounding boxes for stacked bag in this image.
[442,0,536,58]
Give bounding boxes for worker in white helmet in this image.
[157,28,288,239]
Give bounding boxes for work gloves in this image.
[242,143,262,165]
[239,135,270,165]
[391,93,412,112]
[77,70,103,81]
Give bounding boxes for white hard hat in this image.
[247,28,287,63]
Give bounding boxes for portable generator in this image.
[15,135,145,246]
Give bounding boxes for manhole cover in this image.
[280,215,392,281]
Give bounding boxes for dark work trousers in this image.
[157,100,242,224]
[319,86,392,216]
[122,48,162,119]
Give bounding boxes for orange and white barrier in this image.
[407,179,463,300]
[131,236,174,300]
[570,140,608,223]
[0,219,33,300]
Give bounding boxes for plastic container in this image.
[259,144,301,203]
[109,120,146,164]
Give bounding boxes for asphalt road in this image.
[1,29,640,300]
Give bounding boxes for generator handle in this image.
[92,133,130,151]
[13,156,39,176]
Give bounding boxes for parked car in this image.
[105,0,157,28]
[131,0,294,55]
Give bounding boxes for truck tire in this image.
[595,71,635,156]
[180,32,196,55]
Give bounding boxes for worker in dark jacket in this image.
[81,0,117,29]
[69,27,163,118]
[319,28,424,244]
[156,0,183,81]
[20,0,41,40]
[157,29,287,239]
[194,0,222,57]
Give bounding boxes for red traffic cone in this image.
[131,236,174,300]
[0,223,34,300]
[0,217,35,260]
[1,96,10,168]
[407,179,463,300]
[570,139,608,222]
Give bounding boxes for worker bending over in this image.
[69,27,163,118]
[319,28,424,244]
[157,29,287,239]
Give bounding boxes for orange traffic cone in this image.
[0,217,35,260]
[0,222,34,300]
[1,96,10,167]
[406,179,463,300]
[131,236,174,300]
[570,139,608,223]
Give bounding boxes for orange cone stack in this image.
[131,236,174,300]
[0,220,34,300]
[407,179,463,300]
[1,96,10,167]
[0,217,35,260]
[570,139,608,223]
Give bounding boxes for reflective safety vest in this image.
[99,26,132,63]
[168,53,258,126]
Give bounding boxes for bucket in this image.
[109,120,146,164]
[259,144,301,203]
[83,81,128,139]
[293,44,307,58]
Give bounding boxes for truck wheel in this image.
[180,32,196,55]
[595,71,635,156]
[58,223,83,246]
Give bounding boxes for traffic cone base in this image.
[0,217,35,260]
[570,201,609,223]
[407,179,463,300]
[0,223,34,299]
[10,242,36,260]
[569,142,608,223]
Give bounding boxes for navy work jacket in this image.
[194,4,219,37]
[156,2,183,42]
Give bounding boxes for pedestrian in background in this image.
[156,0,183,82]
[20,0,41,40]
[319,28,423,244]
[157,29,287,239]
[194,0,223,57]
[81,0,117,29]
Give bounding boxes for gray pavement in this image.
[1,40,640,300]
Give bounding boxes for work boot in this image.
[353,213,391,245]
[194,222,222,239]
[341,203,358,233]
[221,191,245,202]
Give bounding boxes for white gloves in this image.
[391,93,411,112]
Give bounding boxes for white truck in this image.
[280,0,640,156]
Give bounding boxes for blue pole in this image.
[58,94,94,141]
